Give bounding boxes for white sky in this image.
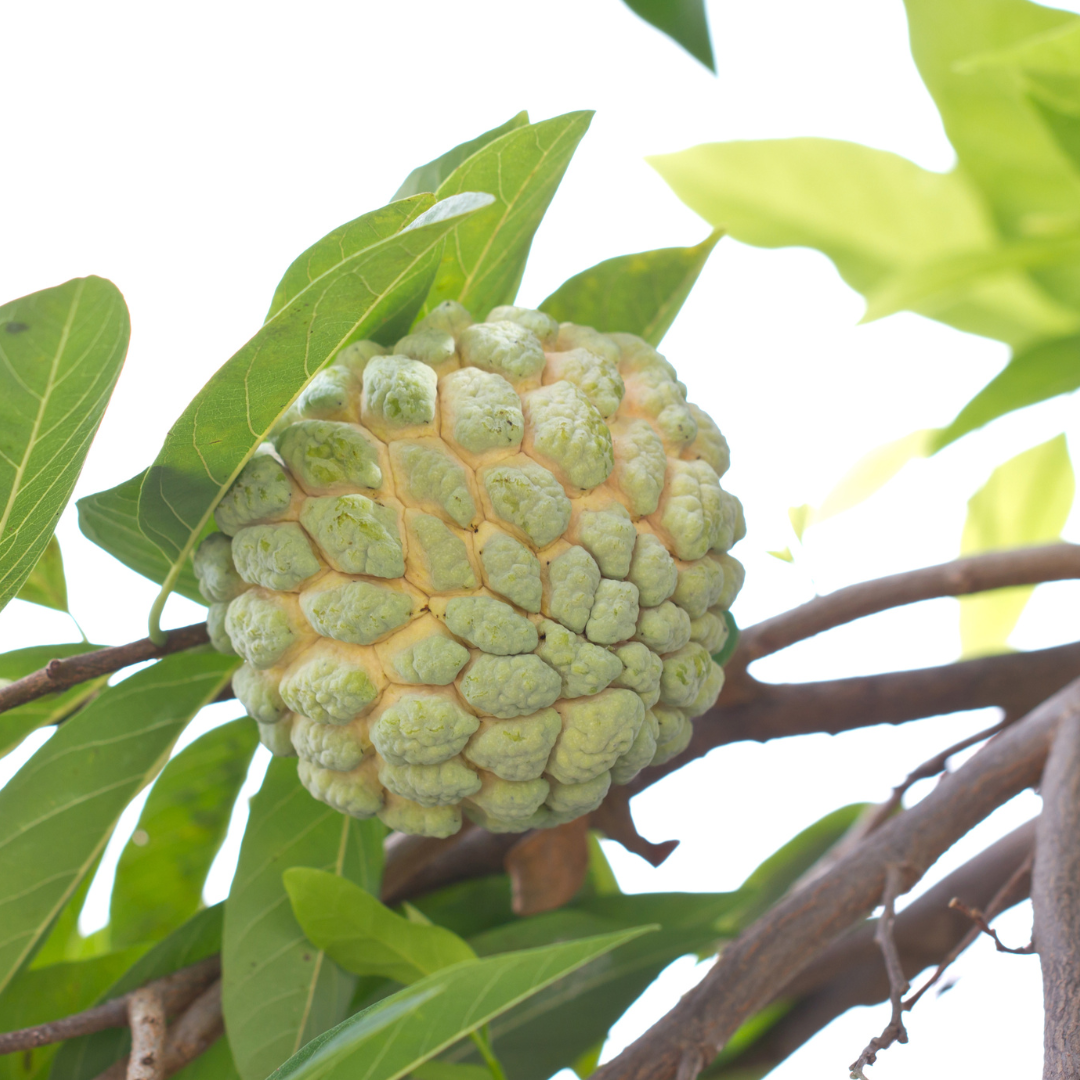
[4,0,1080,1076]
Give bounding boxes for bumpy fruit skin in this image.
[196,305,744,837]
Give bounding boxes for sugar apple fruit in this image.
[197,304,744,838]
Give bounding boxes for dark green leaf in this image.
[407,876,515,941]
[393,113,531,201]
[936,333,1080,449]
[137,193,492,638]
[621,0,715,71]
[285,869,474,984]
[648,137,1078,348]
[15,536,68,614]
[0,644,106,761]
[52,904,223,1080]
[170,1036,240,1080]
[110,719,260,948]
[222,758,385,1080]
[540,232,722,346]
[420,112,593,321]
[712,612,739,668]
[410,1064,490,1080]
[442,893,745,1080]
[266,929,651,1080]
[0,649,236,995]
[0,949,145,1080]
[716,802,868,933]
[77,471,206,603]
[0,277,129,611]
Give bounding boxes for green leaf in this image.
[15,536,68,613]
[960,434,1074,656]
[110,718,260,948]
[0,949,145,1080]
[285,869,475,985]
[539,231,722,346]
[407,877,515,941]
[935,334,1080,449]
[170,1036,241,1080]
[137,193,493,639]
[420,112,593,321]
[904,0,1080,244]
[77,471,205,603]
[222,758,385,1080]
[266,929,651,1080]
[0,643,106,761]
[767,548,794,563]
[648,138,1078,347]
[52,904,223,1080]
[0,649,236,996]
[393,113,531,201]
[0,277,129,612]
[712,612,739,669]
[439,894,739,1080]
[30,853,106,969]
[410,1064,490,1080]
[265,197,435,324]
[621,0,715,72]
[716,803,869,935]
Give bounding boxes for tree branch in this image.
[1034,709,1080,1078]
[0,624,210,715]
[0,956,219,1054]
[594,676,1080,1080]
[705,819,1036,1076]
[737,543,1080,666]
[125,988,165,1080]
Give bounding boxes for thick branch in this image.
[126,989,165,1080]
[593,677,1080,1080]
[738,543,1080,665]
[709,819,1036,1075]
[1034,710,1080,1078]
[0,624,210,715]
[0,956,219,1054]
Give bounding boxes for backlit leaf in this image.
[0,277,129,612]
[15,536,68,613]
[959,433,1074,656]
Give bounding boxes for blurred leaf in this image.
[77,470,205,603]
[648,137,1078,347]
[285,869,475,984]
[712,612,739,669]
[394,113,531,201]
[767,548,794,563]
[583,832,620,898]
[787,504,812,542]
[960,434,1074,656]
[803,429,936,528]
[0,650,236,996]
[15,536,68,613]
[53,904,223,1080]
[411,1064,490,1080]
[266,929,651,1080]
[110,718,259,948]
[407,876,515,941]
[539,231,722,346]
[30,853,105,969]
[138,194,492,639]
[0,277,129,612]
[699,999,795,1077]
[621,0,715,71]
[0,948,145,1080]
[420,112,593,321]
[222,758,385,1080]
[863,231,1080,323]
[441,893,743,1080]
[572,1042,604,1079]
[935,333,1080,449]
[0,643,106,761]
[717,803,869,933]
[170,1036,240,1080]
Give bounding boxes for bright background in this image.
[4,0,1078,1075]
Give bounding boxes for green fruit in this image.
[196,309,742,836]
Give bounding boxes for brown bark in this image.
[125,989,164,1080]
[592,677,1080,1080]
[0,623,211,715]
[506,817,590,915]
[1034,711,1080,1078]
[738,542,1080,665]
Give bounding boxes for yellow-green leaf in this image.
[960,434,1075,656]
[14,535,68,613]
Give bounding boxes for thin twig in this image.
[947,897,1035,955]
[737,542,1080,667]
[848,865,910,1078]
[125,988,165,1080]
[592,677,1080,1080]
[0,956,219,1054]
[904,853,1034,1011]
[0,623,210,716]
